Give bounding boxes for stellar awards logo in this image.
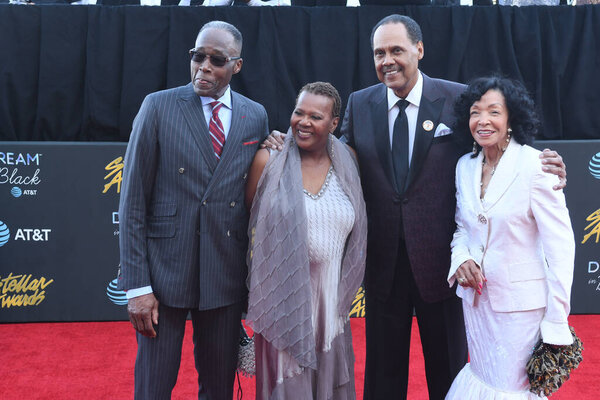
[103,156,123,194]
[583,151,600,291]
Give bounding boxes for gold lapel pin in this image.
[422,120,434,132]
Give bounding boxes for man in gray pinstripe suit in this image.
[118,21,269,399]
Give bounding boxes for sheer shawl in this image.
[246,132,367,369]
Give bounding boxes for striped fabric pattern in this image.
[118,83,269,310]
[209,101,225,159]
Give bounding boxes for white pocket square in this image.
[434,123,452,138]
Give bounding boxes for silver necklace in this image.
[303,165,334,200]
[482,157,499,175]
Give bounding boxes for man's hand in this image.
[127,293,159,338]
[539,148,567,190]
[260,130,286,151]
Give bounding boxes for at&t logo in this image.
[589,152,600,179]
[0,221,51,246]
[106,265,127,306]
[10,186,37,198]
[0,221,9,247]
[15,228,51,241]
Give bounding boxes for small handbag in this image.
[526,326,583,397]
[237,324,256,377]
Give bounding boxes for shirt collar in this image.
[387,71,423,111]
[200,85,232,109]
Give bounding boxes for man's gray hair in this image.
[198,21,243,54]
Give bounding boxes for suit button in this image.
[202,200,207,206]
[402,198,409,205]
[178,168,185,174]
[230,201,236,207]
[196,230,201,236]
[393,196,401,204]
[480,245,485,252]
[227,230,231,237]
[243,173,248,180]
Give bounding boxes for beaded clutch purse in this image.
[237,324,256,378]
[526,326,583,397]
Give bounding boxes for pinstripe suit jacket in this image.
[118,83,269,310]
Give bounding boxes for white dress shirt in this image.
[200,86,233,139]
[387,71,423,166]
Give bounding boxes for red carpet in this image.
[0,316,597,399]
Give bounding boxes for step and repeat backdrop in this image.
[0,141,599,322]
[0,143,125,322]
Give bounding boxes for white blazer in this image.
[448,139,574,345]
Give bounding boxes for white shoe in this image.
[346,0,360,5]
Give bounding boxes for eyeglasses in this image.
[189,48,241,67]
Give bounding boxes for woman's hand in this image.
[454,260,486,295]
[261,130,286,151]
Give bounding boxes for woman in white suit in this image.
[445,77,575,399]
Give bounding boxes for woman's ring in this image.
[458,278,466,284]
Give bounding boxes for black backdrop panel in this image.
[0,142,126,322]
[0,5,599,143]
[0,140,599,322]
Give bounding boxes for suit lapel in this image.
[177,83,218,172]
[405,77,445,192]
[482,139,522,210]
[370,85,397,191]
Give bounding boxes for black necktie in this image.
[392,99,410,193]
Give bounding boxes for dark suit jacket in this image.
[119,83,268,310]
[341,74,466,303]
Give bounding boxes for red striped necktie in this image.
[209,101,225,160]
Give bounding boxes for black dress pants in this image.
[363,240,468,400]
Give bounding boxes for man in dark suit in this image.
[118,21,268,400]
[340,15,467,400]
[340,15,565,400]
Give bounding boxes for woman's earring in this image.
[472,141,478,155]
[502,129,512,151]
[329,134,334,159]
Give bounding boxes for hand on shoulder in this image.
[261,130,286,151]
[539,148,566,190]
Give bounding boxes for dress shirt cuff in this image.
[126,286,153,299]
[540,319,573,346]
